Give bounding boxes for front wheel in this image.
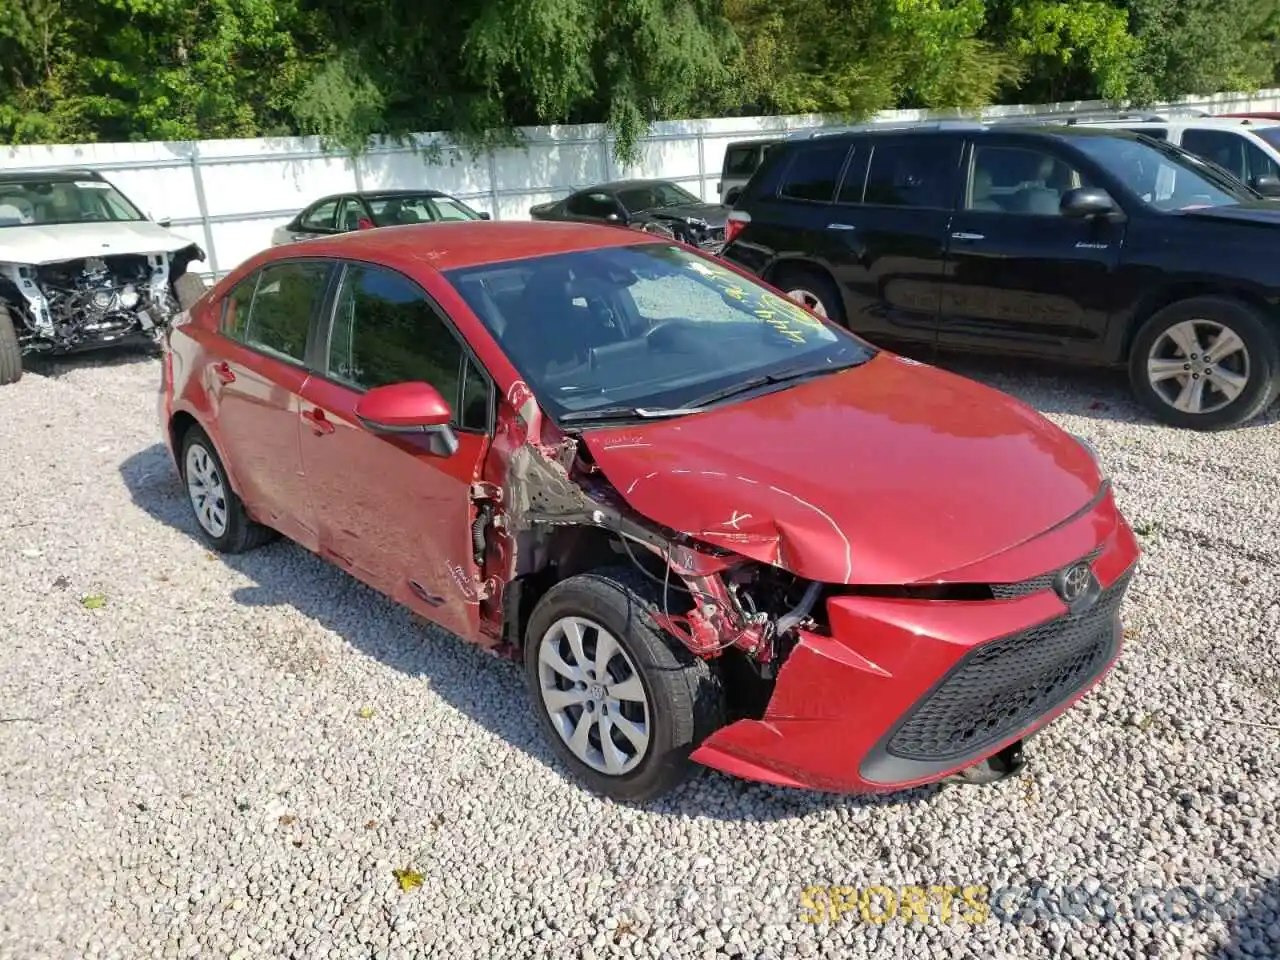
[524,565,725,803]
[0,304,21,386]
[1128,296,1280,430]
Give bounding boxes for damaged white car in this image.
[0,168,209,386]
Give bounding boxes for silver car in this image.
[271,189,491,245]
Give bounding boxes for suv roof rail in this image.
[992,107,1213,125]
[784,118,986,140]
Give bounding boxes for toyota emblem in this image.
[1057,561,1092,604]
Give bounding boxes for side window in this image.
[336,197,368,231]
[778,143,851,202]
[300,200,339,231]
[566,192,618,219]
[220,271,258,343]
[864,138,961,209]
[966,144,1084,216]
[836,144,869,203]
[459,355,492,431]
[327,263,468,422]
[243,259,331,364]
[1179,129,1247,181]
[428,197,478,221]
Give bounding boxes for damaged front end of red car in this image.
[462,368,1141,797]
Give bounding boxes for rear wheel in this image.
[179,424,277,553]
[770,264,845,326]
[524,565,725,804]
[0,304,22,386]
[1128,296,1280,430]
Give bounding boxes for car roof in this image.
[267,220,652,272]
[580,179,678,194]
[357,189,453,199]
[1077,116,1280,130]
[0,168,105,183]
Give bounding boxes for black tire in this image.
[523,565,725,804]
[769,264,846,327]
[173,271,207,312]
[0,304,22,386]
[1128,295,1280,430]
[179,423,278,553]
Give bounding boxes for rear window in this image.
[723,146,761,177]
[778,143,852,203]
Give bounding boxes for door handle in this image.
[950,232,985,241]
[213,361,235,384]
[301,407,335,435]
[827,222,856,231]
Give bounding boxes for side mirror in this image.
[355,382,457,456]
[153,213,172,228]
[1060,187,1119,219]
[605,212,621,223]
[1251,174,1280,197]
[478,211,492,220]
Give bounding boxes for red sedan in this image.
[158,220,1140,802]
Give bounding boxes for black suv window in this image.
[967,144,1088,215]
[243,260,331,363]
[327,263,491,430]
[1180,129,1248,182]
[779,142,851,202]
[864,138,961,209]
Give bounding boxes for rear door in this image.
[936,136,1124,359]
[296,260,495,639]
[823,133,962,342]
[210,257,334,548]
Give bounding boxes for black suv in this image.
[719,121,1280,429]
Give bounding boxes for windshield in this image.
[1063,134,1254,210]
[616,182,701,212]
[1249,126,1280,154]
[366,193,482,226]
[0,177,145,227]
[443,242,876,422]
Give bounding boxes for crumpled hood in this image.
[0,221,201,265]
[582,353,1103,585]
[647,203,730,227]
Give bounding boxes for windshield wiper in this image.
[558,405,702,424]
[684,359,858,408]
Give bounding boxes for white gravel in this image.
[1,349,1278,960]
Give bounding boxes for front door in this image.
[937,139,1124,360]
[297,260,495,640]
[209,258,333,549]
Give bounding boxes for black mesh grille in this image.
[990,546,1104,600]
[885,569,1132,763]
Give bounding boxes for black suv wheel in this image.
[1128,296,1280,430]
[770,265,846,326]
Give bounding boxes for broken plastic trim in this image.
[940,740,1026,786]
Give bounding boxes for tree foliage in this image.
[4,0,1280,160]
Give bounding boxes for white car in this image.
[1059,113,1280,196]
[0,167,208,386]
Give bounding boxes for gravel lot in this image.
[1,349,1278,960]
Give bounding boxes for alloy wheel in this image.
[536,616,651,776]
[1146,318,1251,416]
[785,288,828,318]
[184,442,228,538]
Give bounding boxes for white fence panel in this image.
[5,87,1280,280]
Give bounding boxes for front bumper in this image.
[689,485,1141,793]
